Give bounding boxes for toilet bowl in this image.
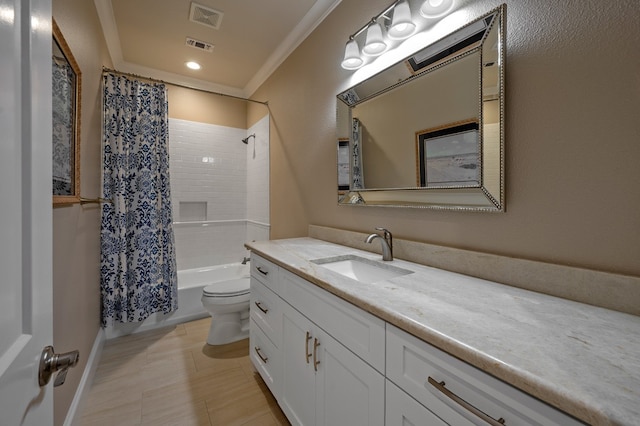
[201,277,250,345]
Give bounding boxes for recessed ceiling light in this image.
[185,61,201,70]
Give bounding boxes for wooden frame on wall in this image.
[52,18,81,205]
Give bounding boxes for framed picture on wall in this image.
[416,120,480,188]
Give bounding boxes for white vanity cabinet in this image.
[280,298,385,426]
[250,251,585,426]
[386,324,586,426]
[250,254,385,426]
[249,255,282,399]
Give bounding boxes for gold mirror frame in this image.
[336,5,505,212]
[52,19,81,205]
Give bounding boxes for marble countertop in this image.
[246,237,640,426]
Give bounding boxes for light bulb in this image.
[185,61,201,70]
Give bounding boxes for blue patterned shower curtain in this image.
[100,73,178,326]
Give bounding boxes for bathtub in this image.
[105,262,250,339]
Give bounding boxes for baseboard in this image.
[64,328,106,426]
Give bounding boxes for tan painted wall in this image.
[52,0,112,424]
[250,0,640,278]
[167,84,248,127]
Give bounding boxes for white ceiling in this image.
[95,0,341,98]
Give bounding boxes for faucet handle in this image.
[375,227,393,258]
[375,227,392,239]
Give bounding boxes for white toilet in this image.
[201,277,251,345]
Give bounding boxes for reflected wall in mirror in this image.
[336,5,504,211]
[52,19,81,205]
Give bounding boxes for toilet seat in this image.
[203,278,250,297]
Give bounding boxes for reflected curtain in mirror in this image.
[52,19,81,205]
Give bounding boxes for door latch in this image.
[38,345,79,387]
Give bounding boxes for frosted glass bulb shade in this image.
[362,21,387,56]
[388,0,416,40]
[419,0,454,18]
[341,39,364,70]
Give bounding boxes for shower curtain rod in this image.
[102,67,269,106]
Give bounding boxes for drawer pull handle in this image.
[427,377,506,426]
[256,266,268,276]
[254,346,268,364]
[305,332,313,364]
[313,338,321,372]
[254,301,269,314]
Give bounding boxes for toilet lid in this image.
[203,278,250,297]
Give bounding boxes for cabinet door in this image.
[315,327,385,426]
[280,303,316,426]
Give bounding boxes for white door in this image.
[0,0,55,424]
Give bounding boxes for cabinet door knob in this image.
[427,376,506,426]
[305,331,313,364]
[313,338,321,372]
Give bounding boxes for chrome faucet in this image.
[365,227,393,261]
[241,256,250,265]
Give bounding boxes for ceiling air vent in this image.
[186,37,214,53]
[189,2,224,30]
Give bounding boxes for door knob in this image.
[38,345,79,387]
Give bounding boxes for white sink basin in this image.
[312,255,413,284]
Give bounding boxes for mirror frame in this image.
[336,5,505,212]
[52,18,81,205]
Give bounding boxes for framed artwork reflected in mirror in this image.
[52,18,81,205]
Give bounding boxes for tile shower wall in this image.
[169,118,269,271]
[247,115,270,244]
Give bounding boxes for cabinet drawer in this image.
[250,318,281,400]
[386,379,448,426]
[250,254,280,293]
[250,277,282,347]
[280,269,385,373]
[387,325,585,426]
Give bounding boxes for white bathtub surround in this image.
[247,115,270,227]
[173,220,248,270]
[169,117,270,271]
[246,237,640,426]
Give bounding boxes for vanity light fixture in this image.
[388,0,416,40]
[340,0,456,70]
[185,61,201,70]
[341,37,364,70]
[419,0,454,18]
[362,19,388,56]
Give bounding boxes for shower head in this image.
[242,134,256,144]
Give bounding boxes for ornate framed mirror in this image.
[336,5,505,211]
[52,19,81,205]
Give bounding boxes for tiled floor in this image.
[79,318,289,426]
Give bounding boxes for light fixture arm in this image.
[347,1,397,40]
[340,0,457,71]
